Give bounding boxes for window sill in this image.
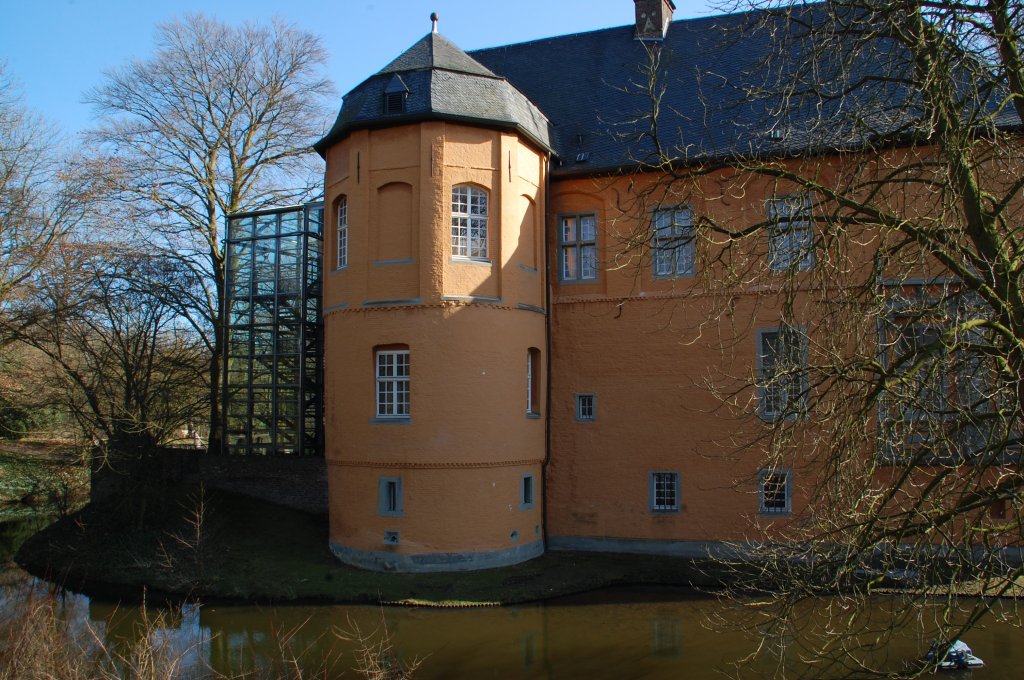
[650,508,680,514]
[370,417,412,425]
[450,257,492,267]
[759,510,792,517]
[526,413,542,420]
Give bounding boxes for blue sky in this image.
[1,0,716,139]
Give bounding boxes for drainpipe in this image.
[542,152,553,553]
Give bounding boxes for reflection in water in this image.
[1,566,1022,679]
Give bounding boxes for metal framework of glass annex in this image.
[222,202,323,456]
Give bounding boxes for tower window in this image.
[451,185,488,259]
[376,348,410,418]
[379,477,404,516]
[527,348,541,416]
[521,474,535,510]
[336,196,348,269]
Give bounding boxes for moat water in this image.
[2,512,1023,679]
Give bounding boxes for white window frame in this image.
[767,194,814,271]
[375,349,410,418]
[559,213,598,282]
[652,206,694,278]
[758,468,792,514]
[757,326,808,421]
[649,471,680,513]
[451,185,488,259]
[336,196,348,269]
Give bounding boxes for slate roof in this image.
[468,5,1016,176]
[318,5,1017,176]
[468,6,906,176]
[314,32,552,155]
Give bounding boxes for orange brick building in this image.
[312,1,869,571]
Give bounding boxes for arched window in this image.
[336,195,348,269]
[451,185,488,259]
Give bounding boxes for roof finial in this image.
[430,12,438,33]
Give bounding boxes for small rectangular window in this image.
[767,194,814,271]
[378,477,404,516]
[376,349,410,418]
[559,214,598,282]
[652,207,694,278]
[759,469,791,514]
[650,471,679,512]
[576,393,596,421]
[521,474,535,510]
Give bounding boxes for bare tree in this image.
[0,63,93,348]
[84,15,333,452]
[608,0,1024,676]
[17,241,208,456]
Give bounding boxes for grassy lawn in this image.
[17,484,722,606]
[0,442,89,517]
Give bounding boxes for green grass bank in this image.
[16,483,724,606]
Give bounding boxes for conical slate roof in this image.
[379,32,498,78]
[314,32,551,155]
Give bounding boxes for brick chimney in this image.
[634,0,675,41]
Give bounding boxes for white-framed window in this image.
[559,214,598,281]
[527,348,541,416]
[378,477,404,516]
[576,393,596,421]
[649,471,680,512]
[451,185,488,259]
[759,469,791,514]
[376,348,410,418]
[652,206,694,278]
[879,309,953,458]
[521,474,535,510]
[767,194,814,271]
[336,196,348,269]
[758,326,808,421]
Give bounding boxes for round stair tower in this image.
[314,29,551,571]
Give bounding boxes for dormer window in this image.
[384,91,406,114]
[383,74,410,115]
